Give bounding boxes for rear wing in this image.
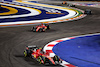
[26,45,37,49]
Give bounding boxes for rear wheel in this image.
[24,50,32,57]
[24,50,27,57]
[31,27,34,31]
[38,56,44,64]
[31,27,37,32]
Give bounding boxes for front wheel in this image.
[38,56,44,64]
[45,24,50,30]
[44,57,52,65]
[53,55,60,65]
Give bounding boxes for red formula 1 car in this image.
[31,24,50,32]
[24,46,62,65]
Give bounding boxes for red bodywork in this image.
[31,49,55,64]
[35,24,47,32]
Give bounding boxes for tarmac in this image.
[0,1,100,67]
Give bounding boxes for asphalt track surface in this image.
[0,4,100,67]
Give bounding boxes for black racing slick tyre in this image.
[38,56,44,64]
[24,50,27,57]
[33,28,37,32]
[40,28,44,32]
[53,55,59,61]
[31,27,34,31]
[24,50,32,57]
[38,28,45,32]
[44,57,51,65]
[38,56,42,64]
[31,27,37,32]
[53,55,60,65]
[45,24,50,30]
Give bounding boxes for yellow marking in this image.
[0,4,41,16]
[17,1,76,11]
[0,5,18,15]
[34,55,36,58]
[31,8,41,14]
[2,3,41,15]
[17,1,79,17]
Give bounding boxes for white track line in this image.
[0,1,86,27]
[0,3,77,25]
[43,33,100,67]
[0,3,40,19]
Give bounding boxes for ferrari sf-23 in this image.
[24,46,62,65]
[31,24,50,32]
